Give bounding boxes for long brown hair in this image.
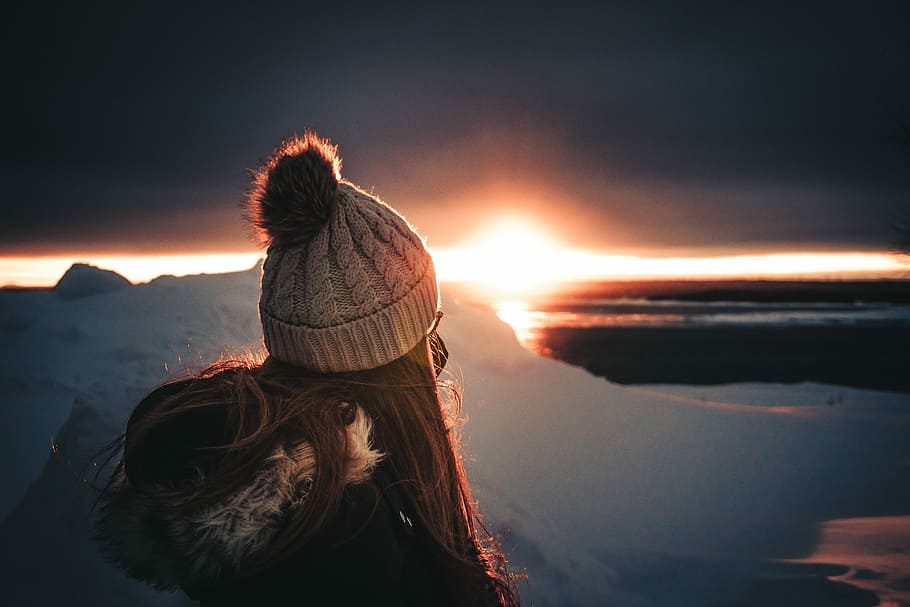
[104,336,520,606]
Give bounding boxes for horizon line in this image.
[1,249,907,289]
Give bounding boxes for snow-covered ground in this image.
[1,265,908,606]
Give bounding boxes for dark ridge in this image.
[0,286,54,293]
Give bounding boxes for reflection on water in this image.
[495,298,691,353]
[494,300,552,354]
[496,299,910,332]
[494,296,910,362]
[494,299,690,352]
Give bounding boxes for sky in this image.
[2,1,910,261]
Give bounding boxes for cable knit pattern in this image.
[259,179,440,372]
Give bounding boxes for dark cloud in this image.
[2,1,909,254]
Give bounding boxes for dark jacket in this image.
[93,380,457,605]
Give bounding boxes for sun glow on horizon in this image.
[434,247,908,294]
[0,253,263,287]
[432,219,571,293]
[431,219,908,295]
[1,223,907,289]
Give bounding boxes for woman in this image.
[93,131,520,606]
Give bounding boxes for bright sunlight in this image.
[431,218,907,295]
[1,221,906,289]
[0,254,262,287]
[431,218,577,293]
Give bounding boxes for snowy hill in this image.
[54,263,132,299]
[0,267,908,606]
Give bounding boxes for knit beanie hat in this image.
[247,131,440,373]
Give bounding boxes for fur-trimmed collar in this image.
[93,406,383,591]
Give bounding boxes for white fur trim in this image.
[187,405,383,568]
[94,406,384,589]
[344,404,384,483]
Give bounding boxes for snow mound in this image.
[54,264,131,299]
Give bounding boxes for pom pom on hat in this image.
[247,130,342,246]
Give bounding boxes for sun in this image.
[432,218,576,293]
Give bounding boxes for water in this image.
[487,294,910,392]
[496,298,910,334]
